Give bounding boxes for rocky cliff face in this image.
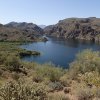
[0,22,44,41]
[44,17,100,42]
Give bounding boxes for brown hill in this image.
[0,22,44,42]
[44,17,100,42]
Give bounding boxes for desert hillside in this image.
[44,17,100,42]
[0,22,45,42]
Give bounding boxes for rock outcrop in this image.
[44,17,100,42]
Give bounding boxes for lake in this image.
[20,37,100,68]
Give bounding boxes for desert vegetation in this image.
[0,42,100,100]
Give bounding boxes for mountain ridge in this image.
[44,17,100,42]
[0,22,45,42]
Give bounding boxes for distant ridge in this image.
[38,25,46,29]
[0,22,45,41]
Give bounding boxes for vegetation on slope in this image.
[0,42,100,100]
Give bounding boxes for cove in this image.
[20,37,100,68]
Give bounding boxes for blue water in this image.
[20,37,100,68]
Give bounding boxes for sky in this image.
[0,0,100,25]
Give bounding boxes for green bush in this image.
[34,64,64,82]
[5,55,21,72]
[69,49,100,78]
[0,52,6,65]
[0,81,48,100]
[60,73,72,86]
[32,71,44,83]
[80,71,100,87]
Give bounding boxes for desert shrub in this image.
[72,81,100,100]
[30,82,48,100]
[77,89,93,100]
[0,52,6,64]
[48,93,70,100]
[4,55,21,72]
[34,64,64,82]
[0,69,4,76]
[11,72,20,81]
[21,62,36,69]
[60,73,72,86]
[92,87,100,99]
[48,82,63,91]
[79,71,100,87]
[0,81,48,100]
[72,83,93,100]
[32,71,44,83]
[69,49,100,78]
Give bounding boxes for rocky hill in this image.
[0,22,45,42]
[44,17,100,42]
